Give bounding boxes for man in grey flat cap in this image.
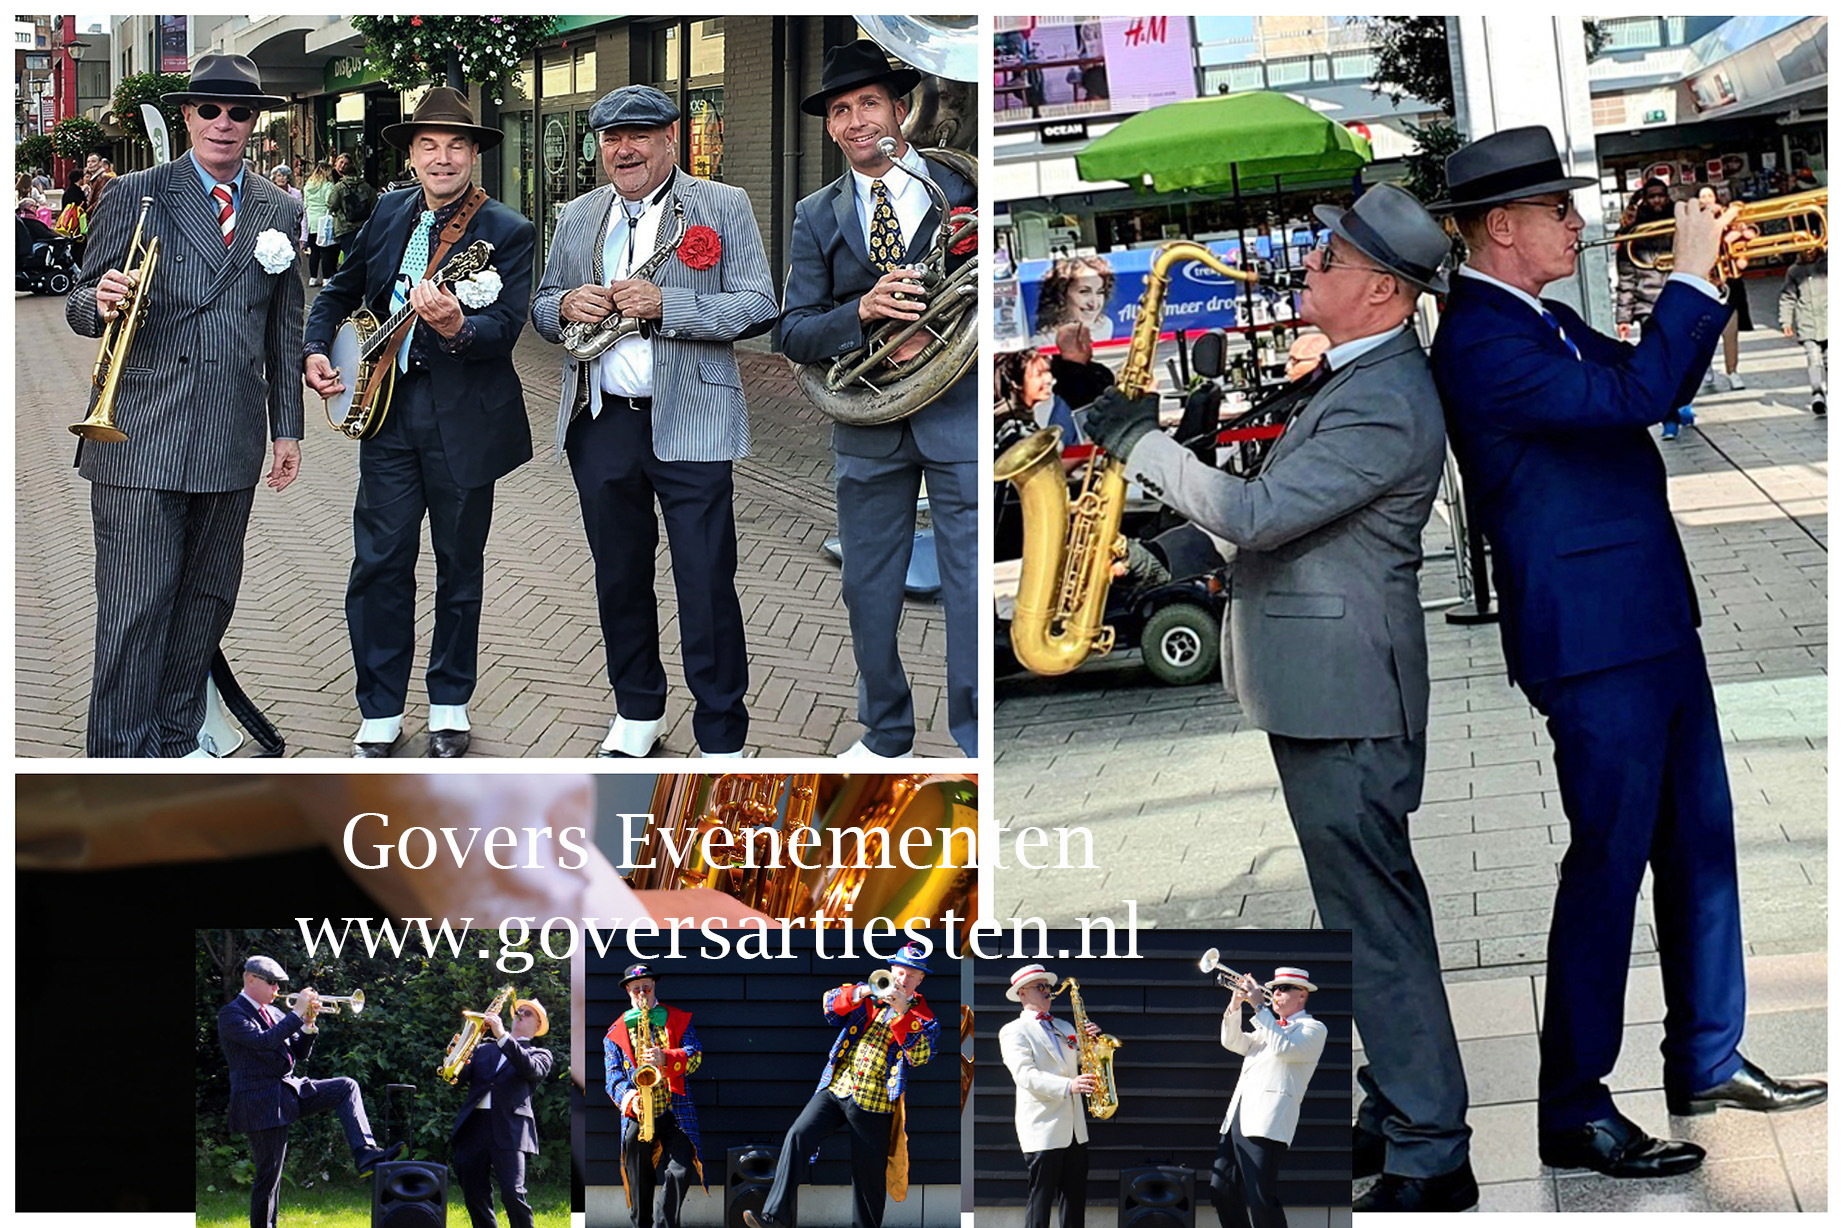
[532,84,777,759]
[1085,184,1477,1212]
[218,956,403,1228]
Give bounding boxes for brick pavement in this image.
[993,323,1828,970]
[14,289,959,758]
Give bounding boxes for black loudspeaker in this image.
[1118,1164,1196,1228]
[725,1143,793,1228]
[373,1159,448,1227]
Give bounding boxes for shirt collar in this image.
[615,171,676,219]
[241,990,274,1013]
[1458,263,1548,316]
[1323,322,1408,371]
[190,150,246,199]
[851,144,928,204]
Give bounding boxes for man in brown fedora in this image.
[304,86,536,758]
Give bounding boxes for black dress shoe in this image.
[1667,1056,1828,1116]
[355,1140,405,1175]
[1353,1160,1478,1212]
[427,728,470,758]
[1538,1112,1704,1177]
[742,1212,782,1228]
[1353,1124,1386,1180]
[352,737,397,758]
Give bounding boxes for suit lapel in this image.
[1268,328,1418,467]
[830,173,872,271]
[207,176,277,300]
[163,158,226,266]
[372,195,420,311]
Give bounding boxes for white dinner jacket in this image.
[1221,1006,1327,1144]
[999,1009,1089,1152]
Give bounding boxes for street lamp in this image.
[65,39,90,62]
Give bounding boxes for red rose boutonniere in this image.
[949,206,977,257]
[678,225,722,271]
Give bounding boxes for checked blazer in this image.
[217,994,316,1133]
[814,982,937,1106]
[68,156,305,492]
[530,170,779,463]
[606,1006,708,1192]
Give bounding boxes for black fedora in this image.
[161,52,286,109]
[381,86,503,152]
[1431,125,1597,213]
[1313,184,1452,294]
[801,39,921,118]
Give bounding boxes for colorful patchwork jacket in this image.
[606,1005,706,1200]
[813,982,937,1107]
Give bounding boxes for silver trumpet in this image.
[1198,949,1274,1009]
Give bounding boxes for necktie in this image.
[868,179,904,272]
[392,210,437,372]
[259,1003,294,1068]
[212,183,235,247]
[1539,307,1583,361]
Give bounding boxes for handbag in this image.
[317,213,336,246]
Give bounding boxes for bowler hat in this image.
[161,53,286,109]
[1432,125,1596,212]
[244,955,289,984]
[590,85,680,132]
[801,39,922,118]
[621,963,658,988]
[1312,183,1452,294]
[382,86,503,153]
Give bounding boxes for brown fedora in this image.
[381,86,503,152]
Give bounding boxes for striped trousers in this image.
[88,482,254,757]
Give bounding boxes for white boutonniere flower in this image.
[453,268,502,310]
[253,228,296,274]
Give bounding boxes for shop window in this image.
[335,92,363,124]
[575,46,597,95]
[575,107,598,197]
[542,52,572,98]
[688,88,724,181]
[506,62,534,105]
[690,19,724,79]
[651,25,679,83]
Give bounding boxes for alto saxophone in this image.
[559,192,687,360]
[1052,976,1122,1120]
[997,241,1256,675]
[632,1006,664,1143]
[441,984,517,1085]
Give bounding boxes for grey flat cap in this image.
[244,955,289,983]
[1313,183,1453,295]
[590,85,679,132]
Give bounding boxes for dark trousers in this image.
[245,1076,376,1228]
[1525,640,1745,1128]
[1268,733,1470,1179]
[621,1110,697,1228]
[454,1110,535,1228]
[566,397,748,752]
[348,372,496,718]
[308,239,340,279]
[1209,1109,1288,1228]
[834,427,979,755]
[88,482,255,757]
[1023,1141,1087,1228]
[764,1090,890,1228]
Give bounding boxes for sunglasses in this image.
[1507,199,1576,223]
[195,103,255,123]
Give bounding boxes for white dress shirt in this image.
[850,144,933,264]
[596,175,676,406]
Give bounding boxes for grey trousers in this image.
[1801,338,1828,397]
[1267,733,1471,1178]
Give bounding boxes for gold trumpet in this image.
[1578,189,1827,282]
[72,195,161,443]
[1198,948,1274,1009]
[284,987,367,1016]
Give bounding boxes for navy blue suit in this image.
[778,152,978,756]
[452,1034,553,1228]
[1432,272,1745,1128]
[218,994,379,1228]
[305,187,535,721]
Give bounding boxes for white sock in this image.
[355,715,403,744]
[428,704,470,732]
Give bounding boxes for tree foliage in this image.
[18,133,55,173]
[1362,16,1454,114]
[52,115,104,162]
[350,16,557,102]
[112,71,192,149]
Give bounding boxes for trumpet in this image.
[1577,189,1827,282]
[284,987,366,1017]
[866,968,905,1004]
[1198,949,1274,1009]
[72,195,161,443]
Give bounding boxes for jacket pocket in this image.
[698,359,741,390]
[1554,517,1642,557]
[1263,592,1345,619]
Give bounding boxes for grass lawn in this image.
[196,1176,571,1227]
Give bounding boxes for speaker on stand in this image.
[725,1142,794,1228]
[1117,1164,1196,1228]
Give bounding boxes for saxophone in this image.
[440,984,517,1085]
[996,241,1256,675]
[1051,976,1122,1120]
[632,1006,664,1143]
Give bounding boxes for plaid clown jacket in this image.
[606,1005,707,1193]
[813,982,938,1108]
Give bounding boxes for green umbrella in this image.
[1075,90,1373,193]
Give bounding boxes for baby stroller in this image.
[16,218,79,296]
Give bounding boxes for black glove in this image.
[1084,387,1161,459]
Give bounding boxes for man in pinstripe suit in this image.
[68,53,304,758]
[779,41,979,758]
[532,85,778,759]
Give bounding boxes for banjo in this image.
[323,239,496,440]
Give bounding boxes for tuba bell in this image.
[72,195,161,444]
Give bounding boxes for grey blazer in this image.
[1125,328,1446,739]
[68,157,306,493]
[530,171,778,462]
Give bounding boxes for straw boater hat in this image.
[1312,183,1453,295]
[515,997,550,1037]
[801,38,922,117]
[1264,967,1317,992]
[382,86,504,152]
[1430,125,1597,212]
[1006,963,1057,1002]
[161,53,286,109]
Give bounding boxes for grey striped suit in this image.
[67,155,305,757]
[531,170,778,752]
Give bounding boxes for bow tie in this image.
[1035,1012,1052,1022]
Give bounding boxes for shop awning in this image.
[1075,90,1372,193]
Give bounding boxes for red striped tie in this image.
[213,184,235,246]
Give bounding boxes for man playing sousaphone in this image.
[531,85,778,759]
[998,964,1104,1228]
[67,53,304,757]
[1213,968,1326,1228]
[303,87,536,759]
[605,964,707,1228]
[779,39,979,758]
[746,943,938,1228]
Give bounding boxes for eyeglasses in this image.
[1312,237,1388,276]
[515,1008,535,1019]
[195,103,255,123]
[1506,199,1576,223]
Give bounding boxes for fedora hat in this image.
[1432,125,1596,212]
[382,86,503,152]
[161,53,285,109]
[1312,183,1452,294]
[801,39,922,118]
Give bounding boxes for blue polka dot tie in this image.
[392,209,437,373]
[869,179,904,273]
